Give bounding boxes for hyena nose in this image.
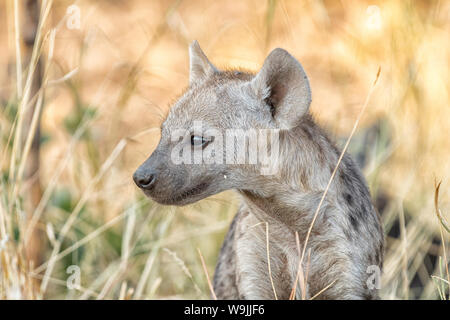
[133,170,157,190]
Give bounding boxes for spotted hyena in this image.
[133,41,384,299]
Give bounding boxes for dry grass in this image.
[0,0,449,299]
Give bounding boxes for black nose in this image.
[133,170,157,190]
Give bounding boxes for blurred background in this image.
[0,0,449,299]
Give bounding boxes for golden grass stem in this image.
[13,0,22,98]
[299,67,381,267]
[434,182,450,233]
[133,210,174,299]
[28,271,100,298]
[197,248,217,300]
[398,201,409,299]
[34,202,139,274]
[163,248,202,296]
[23,81,114,245]
[15,29,56,187]
[309,279,337,300]
[434,182,450,299]
[289,231,307,300]
[39,138,128,294]
[265,222,278,300]
[95,206,138,300]
[8,0,52,187]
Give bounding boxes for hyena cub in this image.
[133,41,384,299]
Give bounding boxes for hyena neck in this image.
[239,114,344,230]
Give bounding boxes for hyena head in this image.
[133,41,311,205]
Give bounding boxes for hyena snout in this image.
[133,153,161,191]
[133,166,157,191]
[133,150,188,204]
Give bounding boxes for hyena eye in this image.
[191,135,208,147]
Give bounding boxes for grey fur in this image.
[133,41,384,300]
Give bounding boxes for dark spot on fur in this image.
[343,228,352,241]
[340,170,353,187]
[303,127,313,140]
[363,293,373,300]
[315,142,326,165]
[375,247,382,265]
[349,214,359,231]
[345,193,353,206]
[264,96,276,117]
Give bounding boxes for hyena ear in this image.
[189,40,218,85]
[249,48,311,129]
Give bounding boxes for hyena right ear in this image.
[189,40,218,85]
[249,48,311,129]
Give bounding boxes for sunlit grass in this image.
[0,0,448,299]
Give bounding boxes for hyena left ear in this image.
[249,48,311,129]
[189,40,219,85]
